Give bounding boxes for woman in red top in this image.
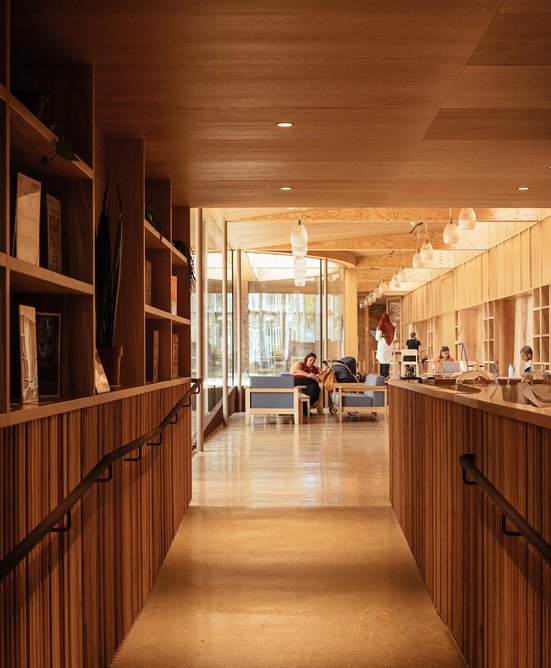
[290,353,321,413]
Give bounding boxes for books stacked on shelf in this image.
[14,172,41,265]
[145,260,152,306]
[172,333,179,378]
[171,275,177,315]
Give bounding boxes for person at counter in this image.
[406,331,422,352]
[520,345,533,375]
[434,345,455,363]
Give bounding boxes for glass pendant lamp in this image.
[412,228,425,268]
[443,208,458,246]
[457,207,476,230]
[290,216,308,257]
[379,280,388,294]
[420,222,434,262]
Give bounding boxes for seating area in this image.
[331,374,387,421]
[245,375,309,424]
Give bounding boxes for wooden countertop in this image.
[388,379,551,429]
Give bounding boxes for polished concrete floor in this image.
[112,413,466,667]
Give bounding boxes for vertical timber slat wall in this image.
[389,383,551,668]
[0,385,192,668]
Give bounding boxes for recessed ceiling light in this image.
[516,186,530,191]
[276,121,294,128]
[280,186,293,191]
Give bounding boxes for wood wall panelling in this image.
[389,383,551,668]
[541,217,551,286]
[530,224,541,289]
[0,386,192,667]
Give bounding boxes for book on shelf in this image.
[94,350,110,394]
[171,275,177,315]
[145,260,152,306]
[14,173,41,265]
[45,194,62,273]
[152,329,159,382]
[36,312,61,397]
[172,333,179,378]
[19,305,39,404]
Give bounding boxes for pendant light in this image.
[398,251,408,282]
[290,215,308,257]
[379,280,388,294]
[457,207,476,231]
[420,222,434,262]
[412,228,425,268]
[443,208,458,246]
[293,256,306,287]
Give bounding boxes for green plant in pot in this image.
[96,169,123,387]
[172,239,196,291]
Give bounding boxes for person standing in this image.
[375,313,395,378]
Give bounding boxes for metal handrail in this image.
[0,379,202,582]
[460,453,551,566]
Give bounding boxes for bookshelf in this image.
[483,301,495,371]
[533,285,550,366]
[0,63,191,419]
[6,63,95,408]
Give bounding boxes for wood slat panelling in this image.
[0,384,192,667]
[389,383,551,668]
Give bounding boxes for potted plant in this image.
[172,239,196,291]
[95,169,123,386]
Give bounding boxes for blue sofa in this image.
[331,374,387,420]
[245,376,308,424]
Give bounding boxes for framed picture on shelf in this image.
[19,305,39,404]
[45,194,62,273]
[36,312,61,397]
[14,173,41,265]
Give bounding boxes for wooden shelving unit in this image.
[4,63,95,410]
[533,285,550,366]
[483,301,495,371]
[0,58,192,419]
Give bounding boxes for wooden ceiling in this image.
[12,1,551,290]
[13,1,551,209]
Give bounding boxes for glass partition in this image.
[242,253,326,381]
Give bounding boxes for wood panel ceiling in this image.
[13,0,551,209]
[12,1,551,290]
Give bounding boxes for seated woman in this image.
[434,345,456,363]
[290,352,321,413]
